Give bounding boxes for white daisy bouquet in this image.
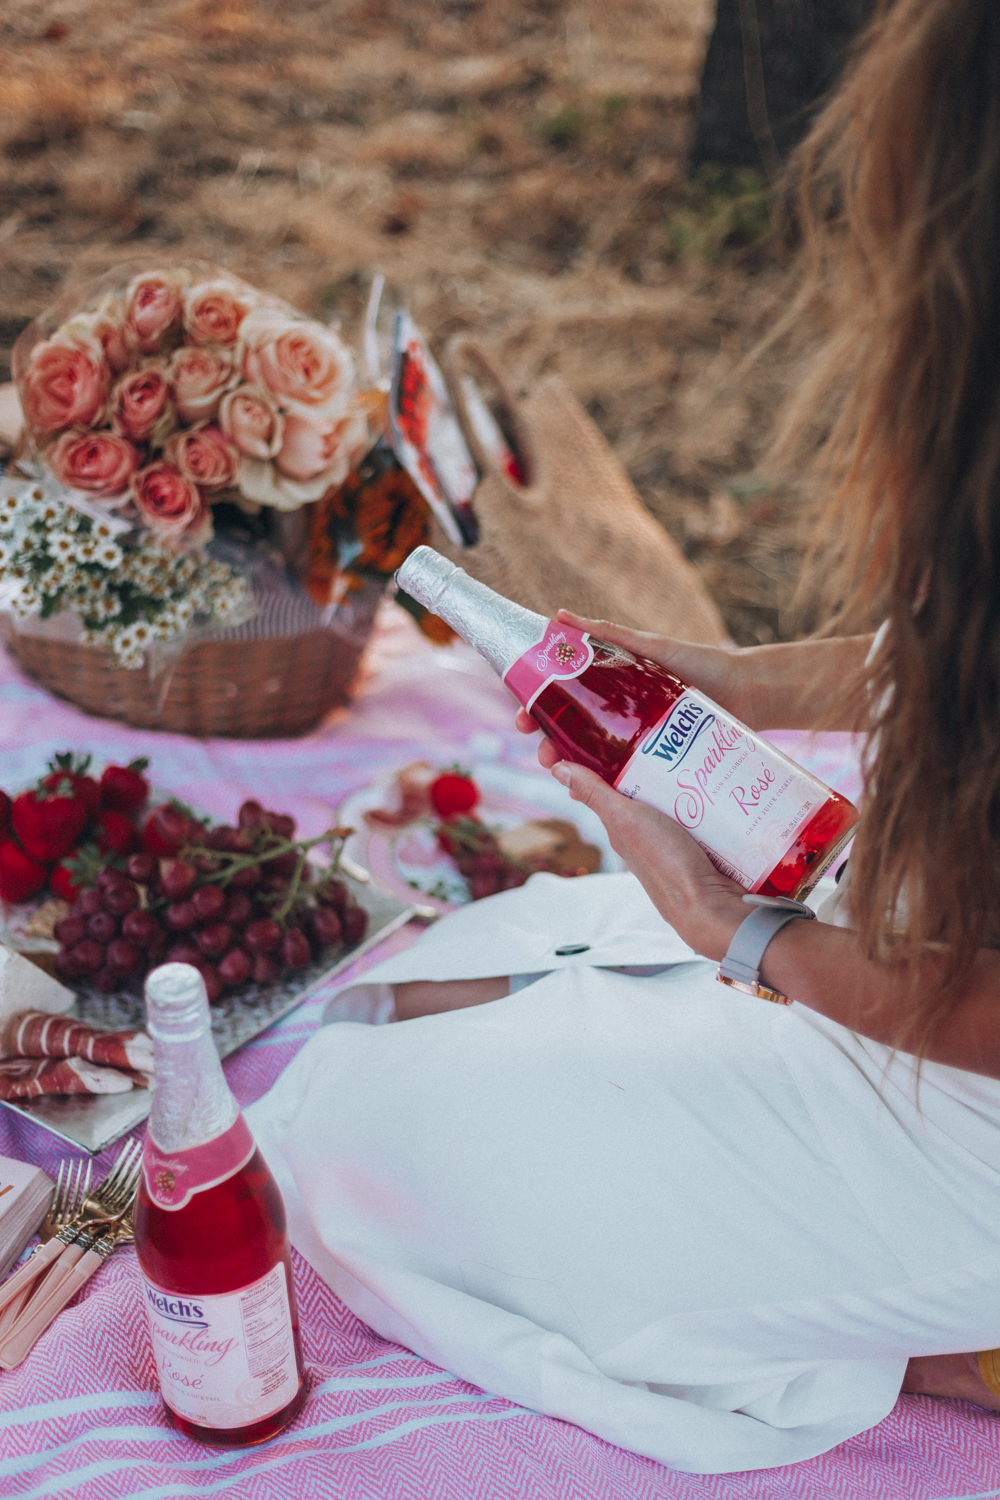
[0,478,248,669]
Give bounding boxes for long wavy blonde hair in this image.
[776,0,1000,1047]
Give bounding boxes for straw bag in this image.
[432,339,727,647]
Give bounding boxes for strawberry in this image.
[142,802,195,856]
[95,809,138,857]
[0,840,50,903]
[43,753,100,821]
[12,783,88,863]
[0,790,10,841]
[50,860,84,904]
[429,771,480,819]
[100,757,150,815]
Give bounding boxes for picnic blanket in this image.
[1,603,999,1500]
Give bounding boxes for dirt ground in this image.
[0,0,811,645]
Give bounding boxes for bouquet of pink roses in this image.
[12,262,370,549]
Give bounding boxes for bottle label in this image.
[504,622,594,711]
[140,1261,300,1429]
[143,1113,255,1212]
[614,688,829,891]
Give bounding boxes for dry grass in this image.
[0,0,814,644]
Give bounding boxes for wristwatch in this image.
[716,895,816,1005]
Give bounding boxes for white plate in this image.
[338,761,624,914]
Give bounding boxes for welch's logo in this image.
[145,1286,208,1330]
[640,698,715,771]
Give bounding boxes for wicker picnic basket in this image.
[2,569,383,739]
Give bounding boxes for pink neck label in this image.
[143,1112,255,1212]
[504,622,594,711]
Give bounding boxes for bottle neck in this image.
[396,547,547,677]
[145,964,238,1153]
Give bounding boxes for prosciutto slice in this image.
[0,1012,154,1076]
[0,1056,136,1100]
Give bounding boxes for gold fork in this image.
[0,1190,140,1369]
[0,1139,140,1318]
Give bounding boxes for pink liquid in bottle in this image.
[134,964,305,1447]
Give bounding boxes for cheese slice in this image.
[0,945,75,1026]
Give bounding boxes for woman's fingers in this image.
[514,708,537,735]
[556,610,674,663]
[549,760,745,957]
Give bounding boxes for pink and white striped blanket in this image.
[1,605,999,1499]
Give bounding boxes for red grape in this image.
[87,910,119,944]
[218,946,251,986]
[207,825,253,853]
[74,889,103,917]
[55,949,81,982]
[159,859,197,901]
[191,884,226,921]
[198,922,234,959]
[266,850,299,879]
[279,928,311,971]
[342,905,368,946]
[107,938,141,974]
[126,851,159,885]
[147,928,168,963]
[122,908,160,946]
[95,867,124,892]
[316,879,349,913]
[309,906,342,948]
[54,915,86,948]
[166,939,202,967]
[165,899,198,932]
[102,880,140,917]
[142,804,193,856]
[261,871,289,894]
[71,939,105,975]
[238,799,268,831]
[243,918,281,954]
[221,891,253,926]
[93,967,121,994]
[200,963,224,1003]
[266,812,296,839]
[229,864,261,891]
[251,953,280,985]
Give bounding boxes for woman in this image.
[247,0,1000,1472]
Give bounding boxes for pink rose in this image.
[275,412,354,481]
[183,279,256,346]
[166,424,239,490]
[167,344,236,424]
[61,298,131,374]
[241,309,354,417]
[47,430,140,499]
[133,462,204,536]
[124,270,185,354]
[218,384,284,460]
[21,336,109,436]
[111,363,172,442]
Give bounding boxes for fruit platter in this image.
[0,752,413,1152]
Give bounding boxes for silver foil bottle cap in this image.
[395,546,461,614]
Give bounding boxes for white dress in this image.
[246,871,1000,1474]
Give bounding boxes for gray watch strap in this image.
[718,897,815,987]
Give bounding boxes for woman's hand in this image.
[549,759,747,960]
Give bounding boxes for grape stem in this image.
[176,827,353,886]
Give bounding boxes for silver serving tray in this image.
[1,874,413,1154]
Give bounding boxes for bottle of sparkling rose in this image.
[134,963,305,1448]
[396,547,858,899]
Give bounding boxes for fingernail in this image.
[552,762,571,786]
